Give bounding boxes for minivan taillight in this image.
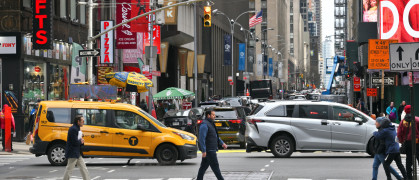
[197,120,203,124]
[247,119,265,125]
[229,120,242,123]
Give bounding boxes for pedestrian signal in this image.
[204,6,211,27]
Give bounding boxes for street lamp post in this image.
[213,10,256,97]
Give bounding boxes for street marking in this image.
[260,168,265,171]
[49,170,58,173]
[107,169,115,173]
[265,164,270,167]
[92,176,101,180]
[270,160,274,163]
[138,179,163,180]
[287,179,312,180]
[135,160,141,163]
[168,179,193,180]
[122,165,128,168]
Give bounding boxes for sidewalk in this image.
[0,141,32,155]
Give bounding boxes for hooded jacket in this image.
[373,126,387,154]
[397,115,419,144]
[373,119,400,154]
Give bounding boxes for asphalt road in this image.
[0,150,409,180]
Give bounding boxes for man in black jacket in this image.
[196,110,227,180]
[63,115,90,180]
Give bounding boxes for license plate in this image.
[215,123,222,127]
[173,122,179,126]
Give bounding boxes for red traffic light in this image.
[204,6,211,13]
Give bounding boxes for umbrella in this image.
[153,87,195,100]
[105,72,153,93]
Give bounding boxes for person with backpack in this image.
[374,117,407,180]
[372,117,403,180]
[397,105,419,180]
[386,102,398,123]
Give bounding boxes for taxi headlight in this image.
[173,132,195,140]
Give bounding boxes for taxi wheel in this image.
[47,143,68,166]
[156,144,178,165]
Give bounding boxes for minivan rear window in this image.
[46,108,71,123]
[213,109,237,119]
[250,104,264,115]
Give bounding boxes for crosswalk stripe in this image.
[167,178,192,180]
[137,179,163,180]
[287,179,312,180]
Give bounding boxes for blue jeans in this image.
[197,151,224,180]
[373,153,402,180]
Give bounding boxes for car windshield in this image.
[250,104,264,115]
[165,110,190,117]
[138,109,166,128]
[214,109,237,119]
[223,98,242,106]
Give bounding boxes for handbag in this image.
[389,108,397,121]
[400,124,410,154]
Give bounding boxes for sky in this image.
[321,0,334,43]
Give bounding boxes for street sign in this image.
[372,77,394,85]
[228,76,232,82]
[389,42,419,71]
[152,71,161,77]
[367,88,377,97]
[368,39,398,70]
[79,49,100,57]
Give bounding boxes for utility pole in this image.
[87,0,95,85]
[193,3,198,107]
[148,0,155,113]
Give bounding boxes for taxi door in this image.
[72,104,113,156]
[109,110,153,157]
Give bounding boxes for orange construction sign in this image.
[368,39,398,70]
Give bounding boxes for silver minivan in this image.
[245,101,376,157]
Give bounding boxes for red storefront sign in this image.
[116,0,137,49]
[130,0,149,32]
[367,88,377,96]
[354,84,361,92]
[354,77,360,84]
[33,0,53,49]
[143,25,161,54]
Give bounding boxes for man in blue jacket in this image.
[63,115,90,180]
[197,110,227,180]
[373,117,406,180]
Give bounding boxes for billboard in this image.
[362,0,378,22]
[379,0,419,42]
[116,0,137,49]
[101,21,114,64]
[33,0,53,49]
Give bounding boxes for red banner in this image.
[130,0,149,32]
[354,84,361,92]
[116,0,137,49]
[143,25,161,54]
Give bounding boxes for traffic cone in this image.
[246,89,250,96]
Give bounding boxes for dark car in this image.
[199,106,247,148]
[199,101,222,108]
[162,108,204,135]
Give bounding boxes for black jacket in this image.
[198,118,224,152]
[373,127,386,154]
[65,124,82,158]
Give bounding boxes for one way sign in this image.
[79,49,100,57]
[389,42,419,71]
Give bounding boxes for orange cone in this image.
[246,89,250,96]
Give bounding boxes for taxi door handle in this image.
[116,132,124,135]
[100,131,109,134]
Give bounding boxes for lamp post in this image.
[213,9,256,97]
[235,23,254,96]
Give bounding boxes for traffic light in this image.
[204,6,211,27]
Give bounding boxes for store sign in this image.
[130,0,149,32]
[380,0,419,42]
[367,88,377,96]
[164,0,177,24]
[143,25,161,54]
[123,33,143,63]
[34,66,41,72]
[0,36,17,54]
[354,84,361,92]
[116,0,137,49]
[101,21,114,64]
[32,0,52,49]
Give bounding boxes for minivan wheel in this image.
[156,144,178,165]
[270,135,294,158]
[47,143,67,166]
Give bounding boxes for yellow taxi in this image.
[30,101,197,166]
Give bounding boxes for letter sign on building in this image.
[101,21,114,64]
[32,0,53,49]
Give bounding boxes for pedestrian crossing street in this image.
[0,155,31,167]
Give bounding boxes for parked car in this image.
[199,101,222,108]
[162,108,204,135]
[245,101,376,157]
[199,106,247,148]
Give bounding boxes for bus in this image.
[249,79,275,99]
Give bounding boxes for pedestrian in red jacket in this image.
[397,105,419,179]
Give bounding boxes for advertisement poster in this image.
[238,43,245,71]
[70,43,86,84]
[224,35,231,66]
[123,32,143,63]
[116,0,137,49]
[97,67,114,85]
[143,25,161,54]
[362,0,377,22]
[130,0,149,32]
[269,57,273,77]
[256,54,263,76]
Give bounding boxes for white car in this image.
[245,101,376,157]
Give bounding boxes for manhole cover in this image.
[203,171,272,180]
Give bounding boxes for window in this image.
[266,105,295,117]
[250,104,264,115]
[76,109,107,126]
[46,108,71,123]
[60,0,67,18]
[23,0,31,8]
[332,106,364,122]
[214,109,238,119]
[115,111,150,130]
[70,0,77,20]
[79,0,86,24]
[298,105,328,119]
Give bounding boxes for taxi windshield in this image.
[138,109,166,128]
